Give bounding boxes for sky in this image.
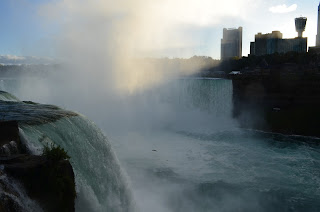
[0,0,318,60]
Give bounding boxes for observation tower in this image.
[295,17,307,38]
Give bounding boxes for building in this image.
[250,18,307,56]
[316,3,320,46]
[295,17,307,38]
[221,27,242,60]
[251,31,283,56]
[310,3,320,53]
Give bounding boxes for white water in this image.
[0,91,135,212]
[20,116,135,212]
[0,79,320,212]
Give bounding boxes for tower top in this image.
[295,17,307,37]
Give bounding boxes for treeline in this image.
[215,51,320,74]
[141,52,320,78]
[2,52,319,78]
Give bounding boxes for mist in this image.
[34,0,259,92]
[0,2,237,211]
[0,0,319,212]
[3,0,244,129]
[2,1,244,211]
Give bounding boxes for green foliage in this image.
[41,143,76,211]
[43,143,70,162]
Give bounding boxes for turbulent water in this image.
[1,78,320,212]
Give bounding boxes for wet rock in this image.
[0,170,41,212]
[0,121,76,212]
[0,141,20,157]
[0,121,22,154]
[1,154,75,212]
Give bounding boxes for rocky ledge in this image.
[0,121,76,212]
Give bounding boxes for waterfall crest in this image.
[0,91,135,212]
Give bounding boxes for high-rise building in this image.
[221,27,242,60]
[250,18,307,56]
[316,3,320,46]
[251,31,283,56]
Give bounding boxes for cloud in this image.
[269,4,297,14]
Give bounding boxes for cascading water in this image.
[0,91,19,101]
[0,91,135,212]
[1,78,320,212]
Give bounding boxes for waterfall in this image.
[0,90,19,101]
[0,78,234,211]
[0,91,135,212]
[20,116,135,211]
[170,79,233,116]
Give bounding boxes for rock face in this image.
[0,121,76,212]
[232,73,320,137]
[0,121,22,156]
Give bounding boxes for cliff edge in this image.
[0,121,76,212]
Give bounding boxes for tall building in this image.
[317,3,320,46]
[251,31,283,56]
[250,18,307,56]
[309,3,320,53]
[221,27,242,60]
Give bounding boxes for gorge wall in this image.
[232,73,320,137]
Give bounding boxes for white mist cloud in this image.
[35,0,262,92]
[38,0,260,57]
[269,4,297,14]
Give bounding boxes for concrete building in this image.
[221,27,242,60]
[250,18,307,56]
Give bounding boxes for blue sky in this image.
[0,0,318,59]
[0,1,42,56]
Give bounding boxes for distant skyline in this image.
[0,0,318,60]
